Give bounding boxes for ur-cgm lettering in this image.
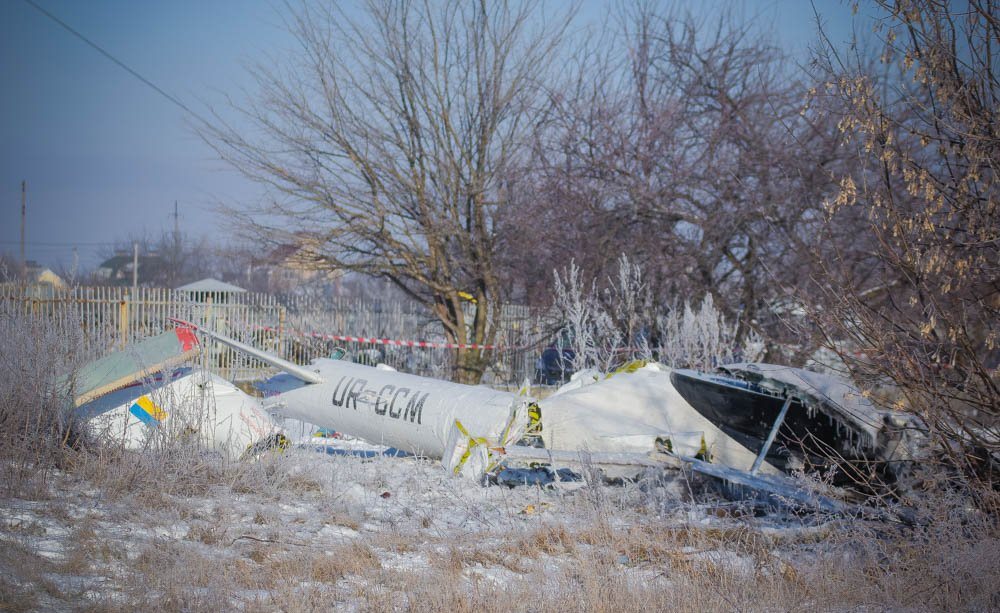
[331,376,427,424]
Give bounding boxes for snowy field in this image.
[0,437,821,610]
[3,431,997,612]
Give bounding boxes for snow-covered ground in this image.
[1,433,995,611]
[0,432,797,609]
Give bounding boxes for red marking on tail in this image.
[174,326,198,352]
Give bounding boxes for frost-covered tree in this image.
[514,4,843,353]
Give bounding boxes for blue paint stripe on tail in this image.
[129,403,160,427]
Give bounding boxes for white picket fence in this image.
[0,285,551,384]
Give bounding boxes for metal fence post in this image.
[278,306,286,360]
[119,295,128,349]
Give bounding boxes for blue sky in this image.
[0,1,854,271]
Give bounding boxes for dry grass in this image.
[62,517,125,574]
[0,539,75,606]
[1,468,997,612]
[0,575,38,613]
[371,528,419,554]
[0,305,88,499]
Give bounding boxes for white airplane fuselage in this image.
[271,359,525,458]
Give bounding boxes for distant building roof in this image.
[262,233,328,271]
[97,253,165,286]
[175,278,247,293]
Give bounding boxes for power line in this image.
[0,240,118,246]
[21,0,210,125]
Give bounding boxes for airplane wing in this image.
[168,318,324,385]
[71,327,200,406]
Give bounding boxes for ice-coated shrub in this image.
[0,300,85,495]
[553,256,761,372]
[656,294,763,370]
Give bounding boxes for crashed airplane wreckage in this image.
[69,321,914,515]
[670,364,927,485]
[71,327,283,460]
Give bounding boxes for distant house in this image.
[26,262,66,290]
[248,234,342,294]
[0,261,68,298]
[96,251,166,286]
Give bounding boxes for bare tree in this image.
[204,0,572,383]
[813,0,999,496]
[516,4,845,357]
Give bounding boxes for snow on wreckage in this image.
[670,363,928,486]
[71,326,284,460]
[68,319,909,517]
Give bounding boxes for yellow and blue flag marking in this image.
[129,396,167,427]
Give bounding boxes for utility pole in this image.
[172,201,180,287]
[20,180,26,274]
[132,241,139,292]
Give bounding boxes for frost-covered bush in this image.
[553,256,652,372]
[553,261,603,372]
[0,301,86,495]
[552,256,761,372]
[656,294,763,370]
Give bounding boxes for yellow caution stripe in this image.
[451,419,491,476]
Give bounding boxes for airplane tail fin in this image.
[168,318,324,385]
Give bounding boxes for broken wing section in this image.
[77,370,280,460]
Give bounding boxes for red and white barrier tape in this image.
[254,325,498,350]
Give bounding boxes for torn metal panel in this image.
[500,445,849,514]
[675,454,850,515]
